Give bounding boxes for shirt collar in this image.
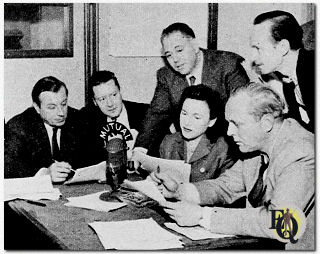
[107,102,131,130]
[276,49,299,84]
[186,50,204,85]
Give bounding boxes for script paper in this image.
[122,179,166,203]
[4,175,61,201]
[64,161,106,184]
[65,191,126,212]
[164,223,235,240]
[135,152,191,183]
[89,218,183,250]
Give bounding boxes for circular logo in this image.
[269,205,306,244]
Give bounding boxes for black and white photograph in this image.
[3,2,316,251]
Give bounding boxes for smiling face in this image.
[250,21,284,75]
[179,98,215,141]
[34,87,68,127]
[225,93,266,153]
[162,31,198,75]
[93,80,123,119]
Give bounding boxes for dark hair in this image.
[254,10,303,50]
[161,22,195,44]
[88,70,120,99]
[179,85,224,141]
[32,76,68,106]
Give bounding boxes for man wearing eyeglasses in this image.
[80,70,148,165]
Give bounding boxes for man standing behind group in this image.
[250,10,314,132]
[5,76,88,182]
[80,71,148,164]
[134,22,249,156]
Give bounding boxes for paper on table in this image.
[89,218,183,250]
[4,175,61,201]
[64,161,106,184]
[65,191,126,212]
[164,223,235,240]
[135,152,191,183]
[122,179,166,203]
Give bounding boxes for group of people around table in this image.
[5,10,314,245]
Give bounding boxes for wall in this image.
[98,3,208,104]
[4,4,85,121]
[98,3,312,104]
[4,3,313,120]
[217,3,313,62]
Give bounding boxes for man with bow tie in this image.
[5,76,88,182]
[250,10,314,133]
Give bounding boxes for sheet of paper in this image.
[64,161,106,185]
[65,191,126,212]
[135,152,191,183]
[122,179,166,203]
[164,223,235,240]
[4,175,61,201]
[89,218,183,250]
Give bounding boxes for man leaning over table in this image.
[5,76,89,182]
[152,82,314,240]
[250,10,314,133]
[133,22,249,158]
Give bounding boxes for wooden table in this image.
[5,181,284,250]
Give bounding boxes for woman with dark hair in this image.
[159,84,236,182]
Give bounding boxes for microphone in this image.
[104,137,128,191]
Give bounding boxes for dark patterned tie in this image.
[274,71,302,123]
[248,154,269,208]
[52,127,60,160]
[189,76,196,86]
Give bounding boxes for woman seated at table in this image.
[158,84,237,182]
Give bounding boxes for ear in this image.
[208,118,217,128]
[190,38,200,52]
[276,39,290,56]
[33,102,41,114]
[260,114,274,132]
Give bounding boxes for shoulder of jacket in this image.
[205,49,245,62]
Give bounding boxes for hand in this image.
[130,148,144,170]
[48,161,73,183]
[161,201,203,226]
[151,171,179,199]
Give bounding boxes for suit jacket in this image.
[135,49,249,155]
[79,100,149,164]
[5,107,89,178]
[159,132,236,182]
[193,119,314,239]
[296,49,314,132]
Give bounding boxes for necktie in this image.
[189,76,196,86]
[52,127,60,160]
[274,72,302,123]
[248,154,269,208]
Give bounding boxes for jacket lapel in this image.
[188,135,211,163]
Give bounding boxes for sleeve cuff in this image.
[133,147,148,154]
[199,206,212,230]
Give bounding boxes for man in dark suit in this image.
[5,76,88,182]
[134,22,249,157]
[250,10,314,133]
[80,71,149,165]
